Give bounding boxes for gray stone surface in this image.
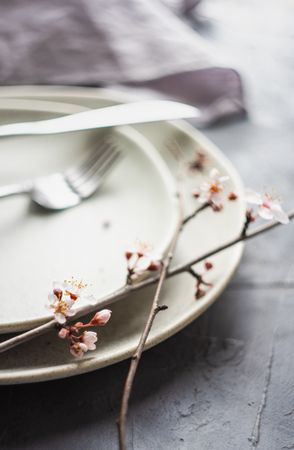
[1,0,294,449]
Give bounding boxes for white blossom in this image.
[69,331,98,358]
[246,189,289,224]
[194,168,229,208]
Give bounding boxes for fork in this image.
[0,140,120,210]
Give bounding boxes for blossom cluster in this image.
[192,163,288,226]
[189,156,289,301]
[58,309,111,358]
[47,279,111,358]
[125,241,161,284]
[194,261,214,300]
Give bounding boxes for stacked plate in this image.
[0,87,245,384]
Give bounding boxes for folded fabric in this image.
[0,0,245,125]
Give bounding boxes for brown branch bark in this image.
[117,192,184,450]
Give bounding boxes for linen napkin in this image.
[0,0,245,125]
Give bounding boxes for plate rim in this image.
[0,86,245,384]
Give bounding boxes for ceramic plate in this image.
[0,98,180,333]
[0,87,245,384]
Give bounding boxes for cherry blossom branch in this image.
[117,185,185,449]
[0,208,293,355]
[169,207,294,278]
[182,202,209,225]
[117,221,182,449]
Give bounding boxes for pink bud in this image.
[211,202,223,212]
[148,261,161,271]
[205,261,213,271]
[246,208,256,223]
[228,192,238,201]
[90,309,112,326]
[58,327,69,339]
[196,288,206,300]
[125,250,133,260]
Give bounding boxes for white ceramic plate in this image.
[0,98,180,333]
[0,87,245,384]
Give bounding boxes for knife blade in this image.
[0,100,200,137]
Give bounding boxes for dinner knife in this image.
[0,100,200,137]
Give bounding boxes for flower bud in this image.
[205,261,213,271]
[228,192,238,201]
[90,309,112,326]
[58,327,69,339]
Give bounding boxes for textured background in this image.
[1,0,294,449]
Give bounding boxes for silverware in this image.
[0,100,200,137]
[0,140,120,210]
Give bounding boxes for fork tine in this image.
[66,140,110,183]
[74,148,121,198]
[70,143,118,189]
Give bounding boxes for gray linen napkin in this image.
[0,0,245,125]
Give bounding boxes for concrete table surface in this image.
[1,1,294,449]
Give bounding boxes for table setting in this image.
[0,86,246,383]
[0,1,293,449]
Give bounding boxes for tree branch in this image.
[0,208,293,355]
[117,191,185,449]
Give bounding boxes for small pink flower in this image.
[189,151,208,172]
[69,331,98,358]
[246,189,289,224]
[194,168,229,209]
[48,279,98,323]
[48,293,75,324]
[81,331,98,351]
[125,241,161,283]
[70,342,88,358]
[90,309,112,326]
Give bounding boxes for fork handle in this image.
[0,181,33,198]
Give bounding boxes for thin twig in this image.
[0,208,293,354]
[182,202,209,225]
[170,208,294,277]
[117,192,185,450]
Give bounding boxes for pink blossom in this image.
[246,189,289,224]
[70,342,88,358]
[69,331,98,358]
[194,168,229,209]
[81,331,98,350]
[48,294,75,324]
[47,279,98,323]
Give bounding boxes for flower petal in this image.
[209,168,220,180]
[134,256,152,272]
[271,207,289,224]
[245,189,262,205]
[219,175,229,183]
[54,312,66,324]
[258,206,274,220]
